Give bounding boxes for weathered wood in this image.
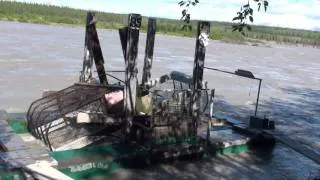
[124,14,141,133]
[26,161,72,180]
[0,134,28,151]
[191,21,210,135]
[80,12,94,83]
[118,27,128,61]
[142,18,156,85]
[86,12,108,84]
[0,110,57,170]
[54,136,108,151]
[0,110,8,121]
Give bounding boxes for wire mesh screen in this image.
[27,83,123,150]
[149,79,209,139]
[151,89,192,138]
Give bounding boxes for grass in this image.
[0,0,319,47]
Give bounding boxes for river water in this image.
[0,21,319,179]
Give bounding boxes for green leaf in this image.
[188,24,192,30]
[232,17,239,21]
[179,1,185,6]
[182,9,186,16]
[238,25,243,32]
[184,14,190,23]
[232,26,238,32]
[245,10,250,17]
[249,8,253,15]
[249,16,253,22]
[195,0,199,3]
[246,25,252,31]
[182,24,187,30]
[264,1,268,12]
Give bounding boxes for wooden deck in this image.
[0,110,72,179]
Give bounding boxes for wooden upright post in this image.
[124,14,141,133]
[118,27,128,62]
[191,21,210,135]
[86,12,108,85]
[142,18,156,86]
[80,12,94,83]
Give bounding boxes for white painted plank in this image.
[26,161,72,180]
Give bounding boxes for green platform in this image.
[3,118,250,180]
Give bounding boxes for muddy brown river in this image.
[0,21,319,179]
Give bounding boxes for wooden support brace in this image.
[191,21,210,135]
[142,18,157,86]
[86,12,108,85]
[124,14,141,133]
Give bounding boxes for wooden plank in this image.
[86,12,108,84]
[118,26,128,61]
[0,148,57,168]
[0,149,48,160]
[191,21,210,135]
[79,12,94,82]
[0,110,7,120]
[199,128,249,148]
[0,124,14,134]
[19,134,51,151]
[54,136,108,151]
[0,134,28,151]
[124,13,141,133]
[26,161,72,180]
[142,18,156,85]
[0,120,29,152]
[213,112,246,126]
[0,110,57,170]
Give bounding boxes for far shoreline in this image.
[2,19,318,50]
[1,1,319,48]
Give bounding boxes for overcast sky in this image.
[14,0,320,31]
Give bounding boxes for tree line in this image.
[0,1,319,47]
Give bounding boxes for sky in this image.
[14,0,320,31]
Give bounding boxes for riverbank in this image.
[0,1,319,48]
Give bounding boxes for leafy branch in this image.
[232,0,269,34]
[178,0,199,30]
[178,0,269,33]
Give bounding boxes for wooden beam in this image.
[142,18,157,86]
[191,21,210,135]
[80,12,94,83]
[118,27,128,62]
[124,14,141,133]
[86,12,108,85]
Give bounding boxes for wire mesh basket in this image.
[148,79,209,139]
